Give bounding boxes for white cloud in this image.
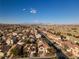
[22,8,26,11]
[22,8,38,14]
[30,9,37,14]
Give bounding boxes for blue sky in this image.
[0,0,79,24]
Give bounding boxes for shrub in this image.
[67,33,72,36]
[11,47,19,56]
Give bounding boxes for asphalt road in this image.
[38,31,69,59]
